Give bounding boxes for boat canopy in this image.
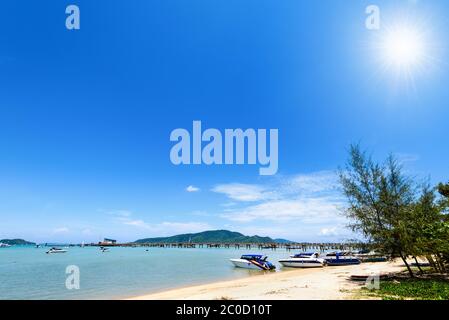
[295,252,316,257]
[241,254,266,260]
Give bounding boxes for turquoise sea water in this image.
[0,246,295,300]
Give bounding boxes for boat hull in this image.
[230,259,270,270]
[325,259,361,266]
[46,250,67,254]
[279,258,324,268]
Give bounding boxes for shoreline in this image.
[129,260,405,300]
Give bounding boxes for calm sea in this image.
[0,246,298,300]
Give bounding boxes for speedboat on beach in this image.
[322,251,361,266]
[354,251,387,263]
[46,247,67,254]
[279,252,325,268]
[230,254,276,270]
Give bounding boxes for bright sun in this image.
[382,26,425,69]
[371,19,438,87]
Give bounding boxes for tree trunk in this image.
[426,255,440,273]
[400,253,414,277]
[413,256,423,275]
[437,253,447,274]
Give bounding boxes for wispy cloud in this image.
[103,209,132,217]
[122,219,150,228]
[395,153,420,164]
[319,227,339,236]
[156,222,212,234]
[186,185,200,192]
[111,210,212,236]
[212,183,276,202]
[53,227,69,234]
[221,198,344,223]
[282,171,339,194]
[213,171,346,240]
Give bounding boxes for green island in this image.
[134,230,292,244]
[0,239,35,246]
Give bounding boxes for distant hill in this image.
[134,230,290,244]
[274,238,294,244]
[0,239,35,246]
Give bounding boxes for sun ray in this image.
[366,10,444,93]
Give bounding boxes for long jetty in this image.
[89,242,365,252]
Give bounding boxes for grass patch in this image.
[362,278,449,300]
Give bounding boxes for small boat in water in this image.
[230,254,276,270]
[0,242,11,248]
[323,251,361,266]
[279,252,325,268]
[46,247,67,254]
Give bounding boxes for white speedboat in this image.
[0,242,11,248]
[322,251,361,266]
[354,250,387,263]
[46,247,67,254]
[230,254,276,270]
[279,252,325,268]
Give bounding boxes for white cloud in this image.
[212,183,275,202]
[319,227,339,236]
[284,171,339,194]
[221,198,343,223]
[104,209,132,217]
[112,210,212,236]
[122,219,150,228]
[53,227,69,234]
[215,171,346,225]
[394,153,420,164]
[186,185,200,192]
[157,222,212,234]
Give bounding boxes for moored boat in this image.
[230,254,276,270]
[323,251,361,266]
[279,252,325,268]
[46,247,67,254]
[354,251,387,263]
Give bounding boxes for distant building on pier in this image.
[99,238,117,245]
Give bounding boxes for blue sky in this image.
[0,0,448,243]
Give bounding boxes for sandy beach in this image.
[130,260,405,300]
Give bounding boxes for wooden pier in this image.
[88,242,365,252]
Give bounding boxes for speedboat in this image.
[279,252,325,268]
[322,251,361,266]
[230,254,276,270]
[46,247,67,254]
[0,242,11,248]
[354,251,387,263]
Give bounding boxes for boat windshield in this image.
[292,254,309,258]
[241,255,266,261]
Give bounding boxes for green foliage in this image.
[438,182,449,198]
[363,278,449,300]
[339,144,449,276]
[438,182,449,216]
[339,145,416,271]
